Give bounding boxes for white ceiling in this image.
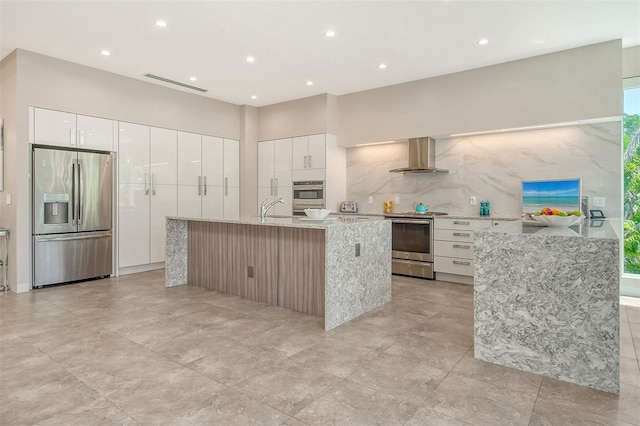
[1,0,639,107]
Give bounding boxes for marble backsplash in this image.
[346,122,621,218]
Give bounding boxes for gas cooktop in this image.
[384,211,448,218]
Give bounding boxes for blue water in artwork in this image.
[522,179,581,212]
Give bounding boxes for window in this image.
[623,82,640,277]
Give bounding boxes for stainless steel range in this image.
[384,211,448,279]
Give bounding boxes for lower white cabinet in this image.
[434,218,520,285]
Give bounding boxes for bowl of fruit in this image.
[531,207,585,227]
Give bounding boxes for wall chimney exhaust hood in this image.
[389,137,448,173]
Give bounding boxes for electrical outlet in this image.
[355,243,361,257]
[368,196,373,204]
[5,194,11,205]
[395,196,400,204]
[470,196,477,205]
[247,266,254,278]
[592,197,605,207]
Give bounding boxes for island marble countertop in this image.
[166,215,387,229]
[476,218,621,240]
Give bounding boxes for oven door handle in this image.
[391,219,432,225]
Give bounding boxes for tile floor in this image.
[1,271,639,425]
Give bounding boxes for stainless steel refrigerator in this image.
[32,147,113,287]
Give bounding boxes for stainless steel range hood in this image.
[389,137,448,173]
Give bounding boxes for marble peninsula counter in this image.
[474,219,621,393]
[165,215,391,330]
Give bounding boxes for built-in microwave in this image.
[292,181,325,215]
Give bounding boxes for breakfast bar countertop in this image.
[477,218,621,240]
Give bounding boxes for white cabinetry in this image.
[292,134,325,181]
[32,107,114,151]
[118,122,177,270]
[258,138,292,216]
[434,218,520,285]
[177,133,239,218]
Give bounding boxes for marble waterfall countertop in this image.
[473,217,620,394]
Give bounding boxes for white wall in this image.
[347,121,621,218]
[337,40,622,147]
[257,94,331,141]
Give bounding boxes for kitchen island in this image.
[165,215,391,330]
[474,219,620,393]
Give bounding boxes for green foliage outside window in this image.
[624,113,640,274]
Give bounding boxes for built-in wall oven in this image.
[385,212,447,279]
[293,181,325,215]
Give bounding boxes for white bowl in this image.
[304,209,330,220]
[531,214,584,227]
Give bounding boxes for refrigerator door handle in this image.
[71,161,77,225]
[77,160,83,225]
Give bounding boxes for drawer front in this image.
[434,240,474,260]
[435,218,489,231]
[434,228,474,242]
[392,259,434,279]
[434,256,474,276]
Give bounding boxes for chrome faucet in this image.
[259,198,284,219]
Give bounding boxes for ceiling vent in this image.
[144,73,208,92]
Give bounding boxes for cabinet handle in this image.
[453,232,470,237]
[224,177,227,196]
[78,129,85,146]
[198,176,201,196]
[151,173,156,195]
[271,178,275,196]
[274,178,278,196]
[145,173,149,195]
[69,129,75,145]
[453,260,471,266]
[453,221,470,225]
[204,176,208,196]
[304,155,308,168]
[453,244,471,249]
[308,155,312,168]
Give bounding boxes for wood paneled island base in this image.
[165,216,391,330]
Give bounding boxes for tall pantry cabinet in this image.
[118,123,177,269]
[257,138,293,216]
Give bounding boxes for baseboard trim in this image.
[436,272,474,285]
[118,262,165,276]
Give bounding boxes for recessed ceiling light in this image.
[378,63,387,69]
[251,95,257,99]
[325,30,336,37]
[246,56,255,63]
[100,50,110,56]
[477,38,489,45]
[155,20,167,28]
[189,76,197,81]
[306,81,314,86]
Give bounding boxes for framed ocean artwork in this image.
[521,178,582,214]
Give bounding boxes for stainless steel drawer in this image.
[392,259,434,279]
[434,240,474,259]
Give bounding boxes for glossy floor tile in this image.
[0,270,638,425]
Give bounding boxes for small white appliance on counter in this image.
[340,201,358,213]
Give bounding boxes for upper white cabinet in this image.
[33,107,114,151]
[149,127,178,184]
[292,134,325,181]
[258,138,292,216]
[176,133,239,218]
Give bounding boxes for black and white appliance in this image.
[292,180,325,215]
[384,211,448,279]
[32,147,113,287]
